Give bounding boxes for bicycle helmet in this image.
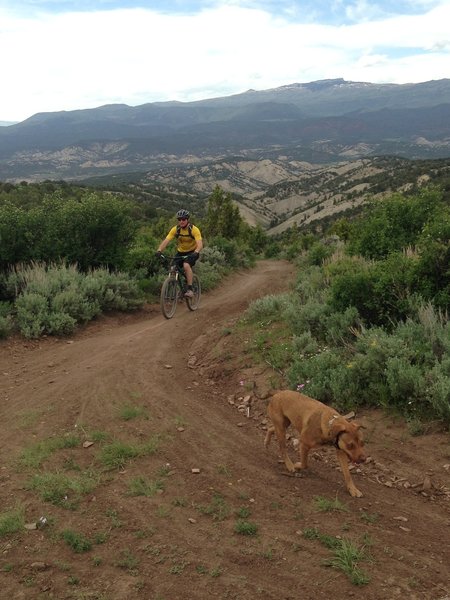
[176,209,190,219]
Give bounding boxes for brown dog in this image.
[264,390,366,497]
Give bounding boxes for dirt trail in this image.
[0,260,449,600]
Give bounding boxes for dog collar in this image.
[334,430,345,450]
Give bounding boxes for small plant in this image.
[27,471,97,508]
[119,404,147,421]
[62,457,81,471]
[20,434,80,468]
[261,547,275,560]
[0,505,25,537]
[117,549,139,571]
[234,520,258,536]
[172,497,187,507]
[196,493,230,521]
[324,538,371,585]
[89,430,109,443]
[313,495,349,512]
[92,556,102,566]
[105,508,122,528]
[303,527,370,585]
[303,528,341,549]
[237,491,250,501]
[174,415,187,428]
[196,564,208,575]
[407,418,425,436]
[235,507,251,519]
[360,511,380,524]
[127,476,164,497]
[156,505,170,518]
[210,566,222,578]
[169,562,187,575]
[62,529,92,553]
[94,531,108,544]
[98,435,160,470]
[216,464,232,477]
[156,464,172,477]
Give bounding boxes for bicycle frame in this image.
[159,255,201,319]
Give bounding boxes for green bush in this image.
[9,262,144,338]
[245,293,291,322]
[347,188,443,260]
[0,315,13,339]
[307,241,334,266]
[46,312,77,336]
[294,264,329,304]
[428,365,450,421]
[16,292,48,338]
[292,331,320,357]
[285,298,332,338]
[328,252,419,328]
[196,246,228,291]
[287,348,345,404]
[0,302,14,338]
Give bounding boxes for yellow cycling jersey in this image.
[166,224,202,253]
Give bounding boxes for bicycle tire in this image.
[186,273,201,311]
[160,277,178,319]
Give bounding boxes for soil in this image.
[1,260,449,600]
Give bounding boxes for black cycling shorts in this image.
[175,251,199,267]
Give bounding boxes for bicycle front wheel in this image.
[160,277,178,319]
[186,273,201,311]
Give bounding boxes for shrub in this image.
[285,298,332,339]
[287,348,345,404]
[0,315,13,339]
[307,241,334,266]
[0,303,14,338]
[9,262,144,338]
[245,293,291,322]
[15,292,48,338]
[428,365,450,421]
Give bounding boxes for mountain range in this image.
[1,78,450,183]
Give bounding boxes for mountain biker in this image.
[155,209,203,297]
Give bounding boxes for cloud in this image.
[0,1,449,121]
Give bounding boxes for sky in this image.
[1,0,449,122]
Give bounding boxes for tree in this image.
[347,187,444,259]
[204,186,243,239]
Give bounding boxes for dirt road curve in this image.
[1,260,449,600]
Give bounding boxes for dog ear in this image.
[353,421,366,430]
[342,411,355,420]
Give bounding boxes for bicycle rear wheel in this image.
[160,277,178,319]
[186,273,201,311]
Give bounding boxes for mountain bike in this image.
[159,254,201,319]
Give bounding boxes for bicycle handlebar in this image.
[159,254,191,261]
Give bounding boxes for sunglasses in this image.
[177,217,188,221]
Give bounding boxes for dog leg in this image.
[264,426,274,448]
[273,424,295,472]
[293,442,310,470]
[336,449,363,498]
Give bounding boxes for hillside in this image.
[82,155,450,234]
[1,261,449,599]
[1,78,450,183]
